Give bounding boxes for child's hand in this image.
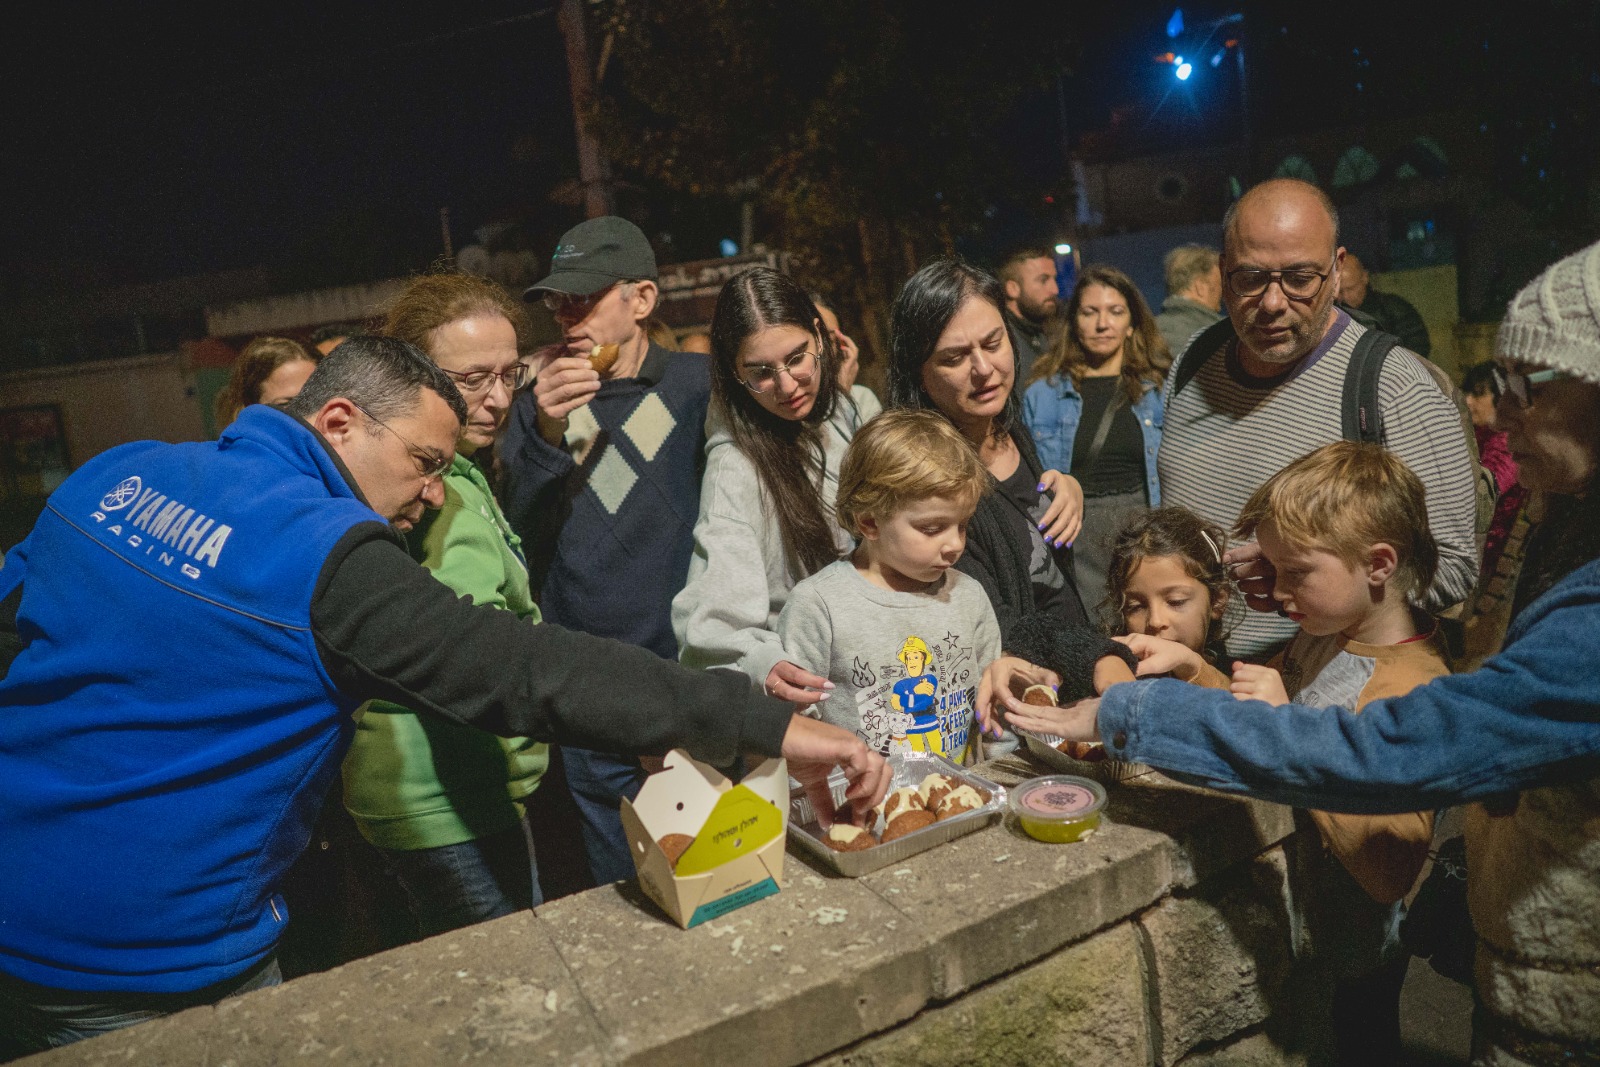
[976,656,1060,739]
[1004,695,1102,745]
[1093,654,1136,693]
[1036,470,1085,548]
[1114,634,1206,681]
[1230,662,1289,706]
[765,660,835,706]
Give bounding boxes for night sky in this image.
[2,1,573,291]
[2,1,1594,297]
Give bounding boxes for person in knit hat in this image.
[1459,238,1600,1066]
[983,238,1600,1065]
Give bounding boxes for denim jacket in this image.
[1098,557,1600,814]
[1021,374,1163,504]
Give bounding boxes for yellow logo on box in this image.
[674,784,783,876]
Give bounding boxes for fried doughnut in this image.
[880,809,937,843]
[657,832,695,869]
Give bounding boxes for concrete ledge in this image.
[23,760,1305,1067]
[538,876,933,1065]
[814,923,1153,1066]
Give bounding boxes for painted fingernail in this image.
[1064,540,1074,548]
[1036,483,1046,492]
[823,681,836,690]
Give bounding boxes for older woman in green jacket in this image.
[342,273,546,936]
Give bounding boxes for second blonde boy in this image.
[1232,440,1448,1065]
[778,410,1000,762]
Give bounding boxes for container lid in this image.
[1009,775,1106,823]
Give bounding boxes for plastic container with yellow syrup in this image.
[1010,775,1106,843]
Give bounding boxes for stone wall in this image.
[25,759,1321,1067]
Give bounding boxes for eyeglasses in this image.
[1491,364,1569,408]
[350,400,451,482]
[739,350,817,393]
[1225,260,1336,301]
[542,283,621,320]
[440,364,531,395]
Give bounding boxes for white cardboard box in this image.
[620,749,788,929]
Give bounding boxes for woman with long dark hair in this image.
[886,258,1138,706]
[673,267,870,703]
[1023,265,1171,613]
[887,258,1088,638]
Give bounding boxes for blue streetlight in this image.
[1164,8,1251,176]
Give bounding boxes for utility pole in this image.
[557,0,615,219]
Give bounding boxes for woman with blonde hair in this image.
[1023,265,1171,613]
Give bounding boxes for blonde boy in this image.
[778,410,1000,762]
[1232,440,1448,1063]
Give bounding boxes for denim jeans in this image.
[0,954,281,1056]
[562,747,647,885]
[380,819,542,939]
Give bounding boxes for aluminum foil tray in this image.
[787,752,1006,877]
[1018,729,1151,784]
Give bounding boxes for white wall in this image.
[0,353,206,467]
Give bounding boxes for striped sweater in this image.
[1158,311,1479,660]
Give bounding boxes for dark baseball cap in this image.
[525,216,658,298]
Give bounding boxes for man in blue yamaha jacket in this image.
[0,337,888,1053]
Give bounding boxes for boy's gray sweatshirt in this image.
[778,560,1002,762]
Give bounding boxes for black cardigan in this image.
[955,426,1134,700]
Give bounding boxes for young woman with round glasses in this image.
[673,267,873,703]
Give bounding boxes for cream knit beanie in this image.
[1496,238,1600,385]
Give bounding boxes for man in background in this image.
[997,246,1060,383]
[1339,252,1431,358]
[1153,244,1223,368]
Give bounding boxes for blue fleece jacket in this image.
[0,406,380,993]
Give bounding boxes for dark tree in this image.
[591,0,1077,368]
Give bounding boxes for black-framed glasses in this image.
[1225,260,1336,301]
[542,284,619,320]
[440,364,531,395]
[350,400,451,481]
[1491,363,1568,408]
[739,349,817,393]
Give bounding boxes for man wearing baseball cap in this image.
[500,217,714,886]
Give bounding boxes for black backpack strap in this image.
[1169,317,1239,398]
[1340,327,1400,443]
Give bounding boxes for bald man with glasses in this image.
[1157,178,1480,661]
